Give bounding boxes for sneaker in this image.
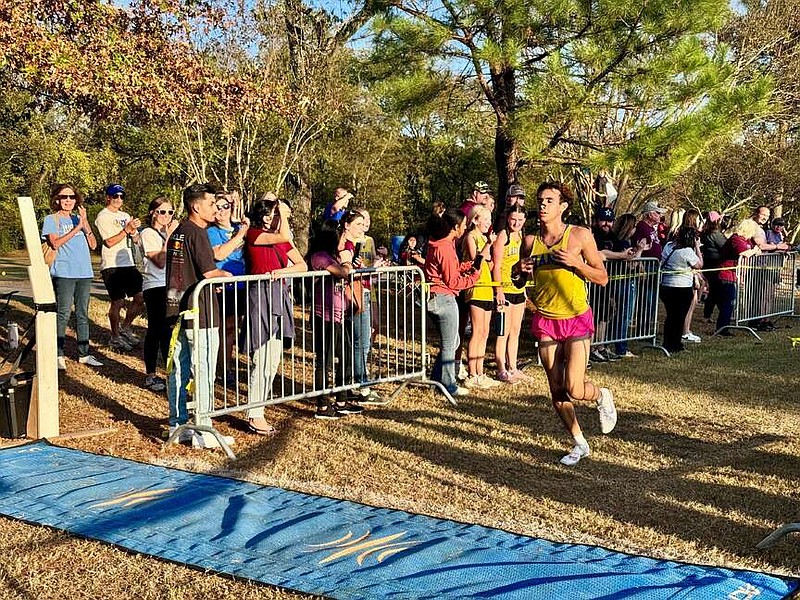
[78,355,104,367]
[464,375,480,389]
[588,349,608,363]
[167,425,194,444]
[57,356,67,371]
[620,351,638,358]
[315,404,343,420]
[449,386,469,396]
[335,401,364,415]
[601,348,621,361]
[477,374,501,389]
[109,336,133,352]
[145,375,166,392]
[457,362,468,381]
[119,329,140,346]
[682,332,701,343]
[191,431,236,449]
[560,444,590,466]
[597,387,617,434]
[358,390,389,405]
[498,370,519,384]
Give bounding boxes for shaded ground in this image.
[1,250,799,599]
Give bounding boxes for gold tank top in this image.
[529,225,589,319]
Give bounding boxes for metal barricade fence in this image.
[173,265,438,456]
[726,251,798,338]
[586,257,664,353]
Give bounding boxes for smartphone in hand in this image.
[353,242,362,261]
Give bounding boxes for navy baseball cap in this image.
[596,207,615,221]
[105,183,125,196]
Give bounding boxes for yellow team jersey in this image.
[465,229,493,302]
[529,225,589,319]
[500,232,525,294]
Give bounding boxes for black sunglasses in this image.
[156,209,174,215]
[111,193,125,199]
[57,194,76,200]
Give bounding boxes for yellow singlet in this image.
[465,229,493,302]
[529,225,589,319]
[500,232,525,294]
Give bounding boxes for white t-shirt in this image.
[95,207,135,270]
[140,227,167,291]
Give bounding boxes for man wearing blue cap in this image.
[95,183,144,351]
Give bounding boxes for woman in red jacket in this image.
[424,209,481,396]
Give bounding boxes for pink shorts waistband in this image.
[530,309,595,342]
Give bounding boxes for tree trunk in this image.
[491,64,518,215]
[292,161,313,257]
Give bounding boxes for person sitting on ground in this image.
[139,196,179,391]
[42,183,102,370]
[244,198,307,435]
[513,181,616,466]
[461,205,499,389]
[659,226,703,354]
[308,223,365,419]
[165,183,235,448]
[94,183,144,352]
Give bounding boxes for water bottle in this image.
[7,322,19,349]
[494,310,506,337]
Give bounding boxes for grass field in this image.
[1,254,799,599]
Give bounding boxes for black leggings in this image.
[660,285,693,352]
[143,286,170,374]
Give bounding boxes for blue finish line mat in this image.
[0,442,796,599]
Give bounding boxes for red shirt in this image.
[245,229,292,274]
[424,238,479,296]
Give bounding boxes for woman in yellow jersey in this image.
[462,206,500,389]
[491,203,527,383]
[514,182,617,467]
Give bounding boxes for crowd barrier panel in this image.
[168,265,447,457]
[586,257,667,355]
[719,251,798,340]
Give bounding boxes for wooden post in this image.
[17,196,59,438]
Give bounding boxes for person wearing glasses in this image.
[139,197,179,391]
[94,183,145,352]
[42,183,103,370]
[207,191,250,385]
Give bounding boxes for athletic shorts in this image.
[531,308,595,342]
[101,266,143,301]
[468,299,494,311]
[504,292,526,305]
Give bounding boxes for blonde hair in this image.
[468,204,491,224]
[735,218,763,240]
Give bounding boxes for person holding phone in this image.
[461,206,499,389]
[424,209,481,397]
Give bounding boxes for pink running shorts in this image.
[530,308,595,342]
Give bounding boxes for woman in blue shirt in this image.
[41,183,101,370]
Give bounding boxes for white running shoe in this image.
[560,444,590,466]
[464,375,480,389]
[452,386,469,396]
[477,374,501,389]
[57,356,67,371]
[682,332,701,343]
[78,355,104,367]
[597,387,617,434]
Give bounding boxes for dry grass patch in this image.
[1,281,800,597]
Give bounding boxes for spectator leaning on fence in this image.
[424,209,481,397]
[94,183,145,352]
[716,219,762,335]
[491,202,528,383]
[244,198,307,436]
[659,226,703,354]
[165,183,234,448]
[610,212,647,357]
[139,197,179,392]
[42,183,102,370]
[461,205,499,389]
[747,206,790,253]
[632,201,667,333]
[513,181,617,467]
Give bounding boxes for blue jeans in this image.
[613,280,636,354]
[53,277,92,358]
[717,282,737,330]
[427,293,460,394]
[168,326,219,427]
[349,293,372,384]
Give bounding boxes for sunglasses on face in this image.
[156,209,174,215]
[111,193,124,199]
[57,194,76,200]
[216,203,231,211]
